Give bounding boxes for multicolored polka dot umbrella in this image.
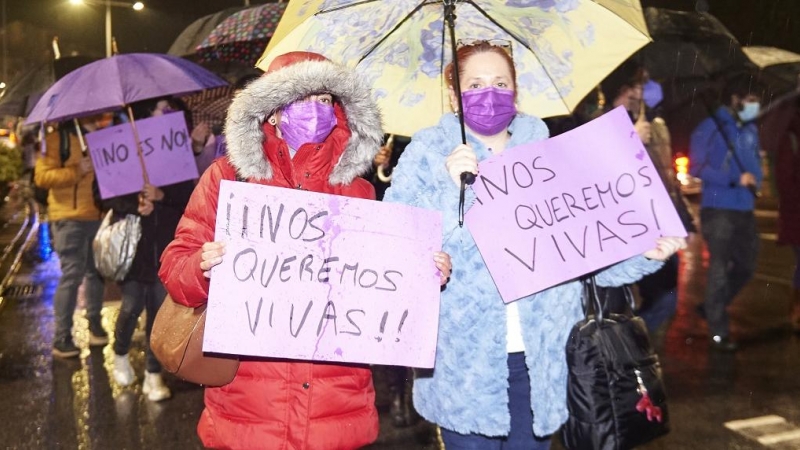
[197,3,288,66]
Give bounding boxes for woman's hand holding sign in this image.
[200,241,227,278]
[434,251,452,286]
[642,237,686,261]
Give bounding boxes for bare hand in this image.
[634,117,651,145]
[373,145,392,167]
[141,183,164,202]
[740,172,756,187]
[78,156,93,177]
[642,236,687,261]
[434,251,452,286]
[200,241,226,278]
[191,122,211,155]
[192,122,211,145]
[445,144,478,187]
[137,198,154,216]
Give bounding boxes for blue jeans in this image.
[637,254,679,333]
[440,353,552,450]
[113,279,167,373]
[700,208,758,338]
[52,220,105,343]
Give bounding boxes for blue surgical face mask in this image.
[738,101,760,122]
[643,80,663,109]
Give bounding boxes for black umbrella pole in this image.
[444,0,474,227]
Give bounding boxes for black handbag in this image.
[560,277,669,450]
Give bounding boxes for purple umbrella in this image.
[25,53,227,125]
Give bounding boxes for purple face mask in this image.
[461,86,517,136]
[278,100,337,152]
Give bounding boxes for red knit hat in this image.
[266,51,329,74]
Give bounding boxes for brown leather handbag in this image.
[151,294,239,387]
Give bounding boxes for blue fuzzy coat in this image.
[383,113,663,437]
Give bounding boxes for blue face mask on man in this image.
[737,101,760,122]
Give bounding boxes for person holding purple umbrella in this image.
[102,98,196,401]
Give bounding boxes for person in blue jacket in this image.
[383,40,686,449]
[689,80,762,352]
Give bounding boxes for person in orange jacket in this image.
[34,115,111,358]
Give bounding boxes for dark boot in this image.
[401,375,419,426]
[388,367,417,428]
[389,382,408,428]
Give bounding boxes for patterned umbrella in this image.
[168,7,247,58]
[259,0,652,138]
[197,3,288,66]
[180,85,237,131]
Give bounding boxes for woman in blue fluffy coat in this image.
[383,41,686,449]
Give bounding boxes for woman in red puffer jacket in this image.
[158,52,384,450]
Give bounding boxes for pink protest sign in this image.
[203,180,443,368]
[86,112,199,199]
[465,107,687,303]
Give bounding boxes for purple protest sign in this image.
[465,107,687,303]
[203,181,443,368]
[138,112,199,187]
[86,112,199,199]
[85,124,139,199]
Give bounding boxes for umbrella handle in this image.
[73,119,87,156]
[126,106,151,187]
[444,0,475,227]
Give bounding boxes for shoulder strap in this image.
[58,127,71,166]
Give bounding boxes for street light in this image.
[68,0,145,58]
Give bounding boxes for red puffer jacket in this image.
[159,56,384,450]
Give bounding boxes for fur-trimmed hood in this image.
[224,59,383,185]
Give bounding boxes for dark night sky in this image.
[2,0,800,80]
[5,0,266,57]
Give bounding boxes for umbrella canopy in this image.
[0,55,97,118]
[180,85,237,131]
[259,0,651,138]
[167,7,247,58]
[744,46,800,69]
[25,53,227,125]
[197,3,288,66]
[743,46,800,98]
[641,7,753,82]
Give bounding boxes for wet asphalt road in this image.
[0,182,798,450]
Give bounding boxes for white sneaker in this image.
[113,354,135,387]
[143,372,171,402]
